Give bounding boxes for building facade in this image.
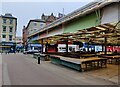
[0,13,17,52]
[15,36,23,44]
[15,36,23,52]
[41,13,57,25]
[0,13,17,42]
[23,19,45,51]
[22,26,27,46]
[23,13,59,51]
[26,19,45,40]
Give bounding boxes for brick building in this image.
[41,13,57,25]
[22,26,27,47]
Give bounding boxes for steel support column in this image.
[66,37,68,53]
[104,37,107,55]
[87,42,89,52]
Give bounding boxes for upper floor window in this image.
[40,23,45,28]
[10,19,13,24]
[9,27,13,32]
[9,35,12,41]
[3,19,7,24]
[2,35,6,38]
[3,26,6,32]
[34,23,37,26]
[40,23,44,27]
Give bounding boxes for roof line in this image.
[28,0,114,38]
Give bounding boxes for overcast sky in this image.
[1,0,93,37]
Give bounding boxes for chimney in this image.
[23,26,25,28]
[51,13,54,16]
[41,13,45,20]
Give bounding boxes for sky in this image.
[1,0,94,37]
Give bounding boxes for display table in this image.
[49,55,107,71]
[80,57,107,71]
[60,57,81,71]
[40,54,50,61]
[80,54,96,58]
[99,55,120,64]
[49,55,61,64]
[33,53,50,61]
[60,57,107,71]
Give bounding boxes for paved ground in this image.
[84,64,119,83]
[1,53,118,85]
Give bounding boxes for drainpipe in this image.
[102,44,104,52]
[104,37,107,55]
[87,42,89,52]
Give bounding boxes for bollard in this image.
[38,57,40,64]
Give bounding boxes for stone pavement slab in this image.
[83,64,118,84]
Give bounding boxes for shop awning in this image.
[0,46,11,48]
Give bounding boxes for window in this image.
[9,27,13,32]
[2,35,6,38]
[34,23,37,26]
[40,23,45,28]
[3,19,6,24]
[34,47,39,50]
[10,19,13,24]
[9,35,12,41]
[3,26,6,32]
[40,23,43,26]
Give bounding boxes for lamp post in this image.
[13,37,16,53]
[66,36,68,54]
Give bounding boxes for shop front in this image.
[0,42,16,53]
